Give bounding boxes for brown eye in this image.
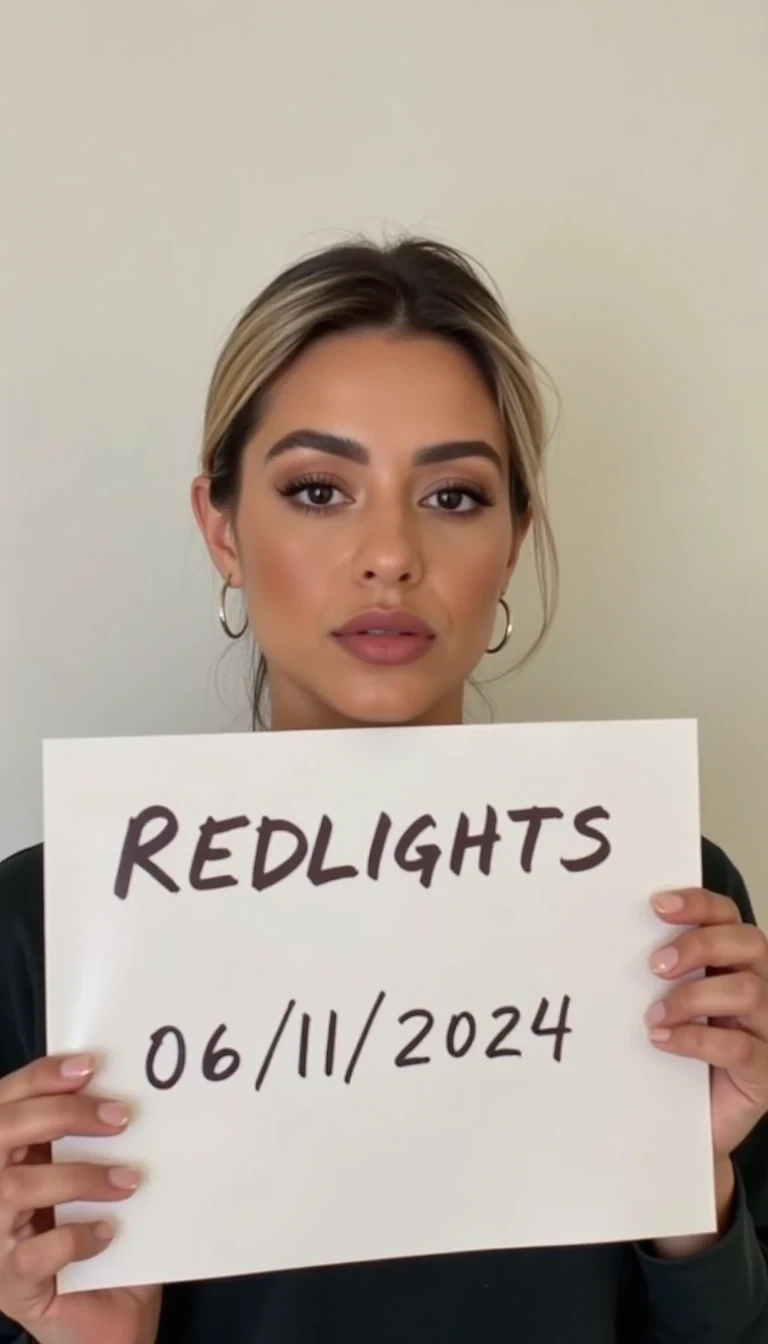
[422,484,493,514]
[436,489,466,511]
[304,483,336,507]
[277,476,350,511]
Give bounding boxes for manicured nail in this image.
[93,1221,115,1242]
[648,1027,672,1043]
[60,1054,94,1079]
[97,1102,130,1129]
[645,1000,667,1027]
[650,945,679,975]
[108,1166,141,1191]
[652,892,685,914]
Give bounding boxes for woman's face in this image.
[194,328,527,729]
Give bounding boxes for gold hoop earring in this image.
[486,596,513,655]
[219,575,248,640]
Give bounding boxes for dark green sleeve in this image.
[633,839,768,1343]
[0,845,46,1344]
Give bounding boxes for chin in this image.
[325,676,446,728]
[341,703,423,728]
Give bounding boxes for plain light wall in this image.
[1,1,766,915]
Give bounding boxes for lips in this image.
[332,609,436,667]
[333,610,435,639]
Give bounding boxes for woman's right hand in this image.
[0,1054,161,1344]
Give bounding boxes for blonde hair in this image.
[201,237,558,725]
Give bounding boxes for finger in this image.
[0,1095,130,1157]
[0,1161,141,1214]
[646,971,768,1040]
[0,1055,96,1106]
[9,1219,114,1285]
[650,923,768,979]
[647,1020,768,1087]
[651,888,742,927]
[9,1206,36,1238]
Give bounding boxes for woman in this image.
[0,238,767,1343]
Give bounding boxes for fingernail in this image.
[93,1221,115,1242]
[650,946,679,975]
[60,1054,94,1079]
[108,1166,141,1191]
[645,1000,667,1027]
[652,892,685,914]
[648,1027,672,1043]
[97,1102,130,1129]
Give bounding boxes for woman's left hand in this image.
[646,887,768,1179]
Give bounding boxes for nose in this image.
[353,507,424,590]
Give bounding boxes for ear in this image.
[190,476,243,587]
[502,508,532,592]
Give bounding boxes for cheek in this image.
[446,563,503,626]
[239,516,336,629]
[431,525,512,629]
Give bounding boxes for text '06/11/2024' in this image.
[144,992,574,1094]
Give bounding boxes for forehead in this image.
[256,328,505,450]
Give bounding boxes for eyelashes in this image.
[277,474,348,513]
[423,482,495,514]
[276,473,497,517]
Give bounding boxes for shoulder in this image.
[700,836,758,925]
[0,841,44,919]
[0,842,44,955]
[0,842,45,1074]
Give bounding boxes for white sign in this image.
[43,720,715,1294]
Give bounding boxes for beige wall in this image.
[1,1,766,916]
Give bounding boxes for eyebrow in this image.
[265,429,503,472]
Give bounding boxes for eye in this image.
[297,483,344,509]
[422,484,494,514]
[277,476,351,513]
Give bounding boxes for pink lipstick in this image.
[332,609,436,666]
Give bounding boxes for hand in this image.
[0,1054,161,1344]
[646,886,768,1156]
[645,887,768,1256]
